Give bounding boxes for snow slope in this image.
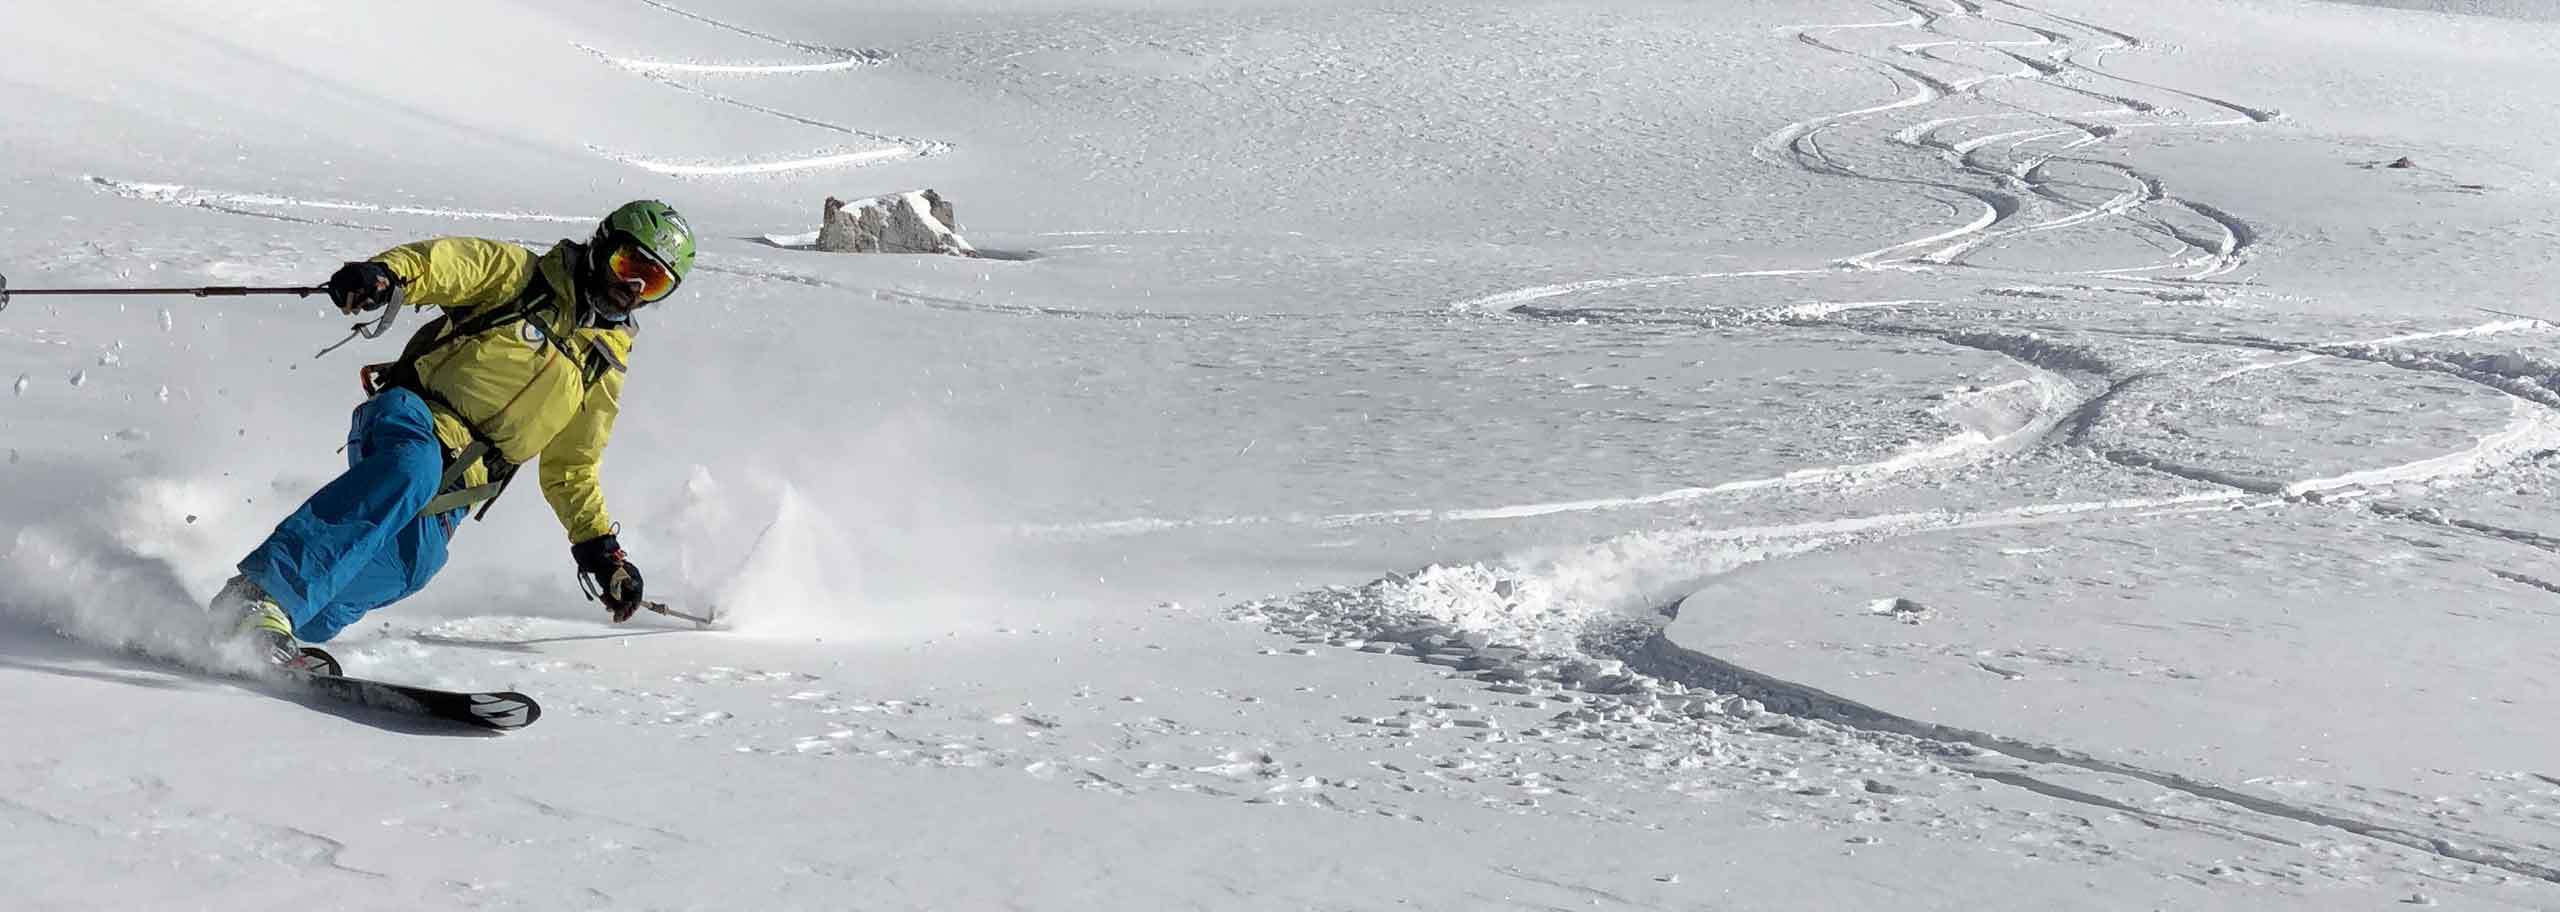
[5,0,2560,908]
[2325,0,2560,21]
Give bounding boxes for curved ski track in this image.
[84,177,593,230]
[86,3,950,224]
[1765,0,2273,278]
[582,0,948,176]
[1459,0,2276,316]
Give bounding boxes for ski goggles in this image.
[605,242,679,304]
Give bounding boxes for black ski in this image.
[278,647,542,731]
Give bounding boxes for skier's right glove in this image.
[572,534,646,623]
[326,261,400,315]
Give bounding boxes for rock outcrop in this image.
[813,190,975,257]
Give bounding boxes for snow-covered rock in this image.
[812,190,975,257]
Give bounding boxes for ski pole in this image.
[0,270,405,353]
[0,270,328,312]
[642,600,719,629]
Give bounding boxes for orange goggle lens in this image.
[605,245,677,303]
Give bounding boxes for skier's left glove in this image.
[572,534,646,623]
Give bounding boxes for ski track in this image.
[1617,617,2560,886]
[1034,229,1278,238]
[588,144,925,177]
[576,45,952,166]
[1446,268,1828,312]
[85,177,591,225]
[2284,397,2560,499]
[580,0,947,177]
[92,1,950,224]
[1032,308,2556,542]
[628,0,886,62]
[1024,300,2109,541]
[1453,0,2274,313]
[1238,464,2560,885]
[1793,0,2266,277]
[589,55,874,75]
[1393,3,2300,554]
[2207,319,2545,383]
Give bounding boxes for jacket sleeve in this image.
[369,237,537,314]
[538,355,626,543]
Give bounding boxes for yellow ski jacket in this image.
[370,237,633,543]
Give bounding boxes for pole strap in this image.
[314,286,407,359]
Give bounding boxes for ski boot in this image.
[208,575,320,671]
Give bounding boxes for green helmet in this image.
[593,199,696,295]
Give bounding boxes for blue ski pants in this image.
[237,388,468,643]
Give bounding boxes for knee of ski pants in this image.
[273,390,453,642]
[292,510,456,643]
[314,390,455,633]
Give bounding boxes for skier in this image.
[207,200,696,667]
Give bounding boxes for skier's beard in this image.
[582,279,644,326]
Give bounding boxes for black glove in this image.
[326,261,399,315]
[572,534,646,622]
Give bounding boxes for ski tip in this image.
[470,692,542,730]
[293,646,344,677]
